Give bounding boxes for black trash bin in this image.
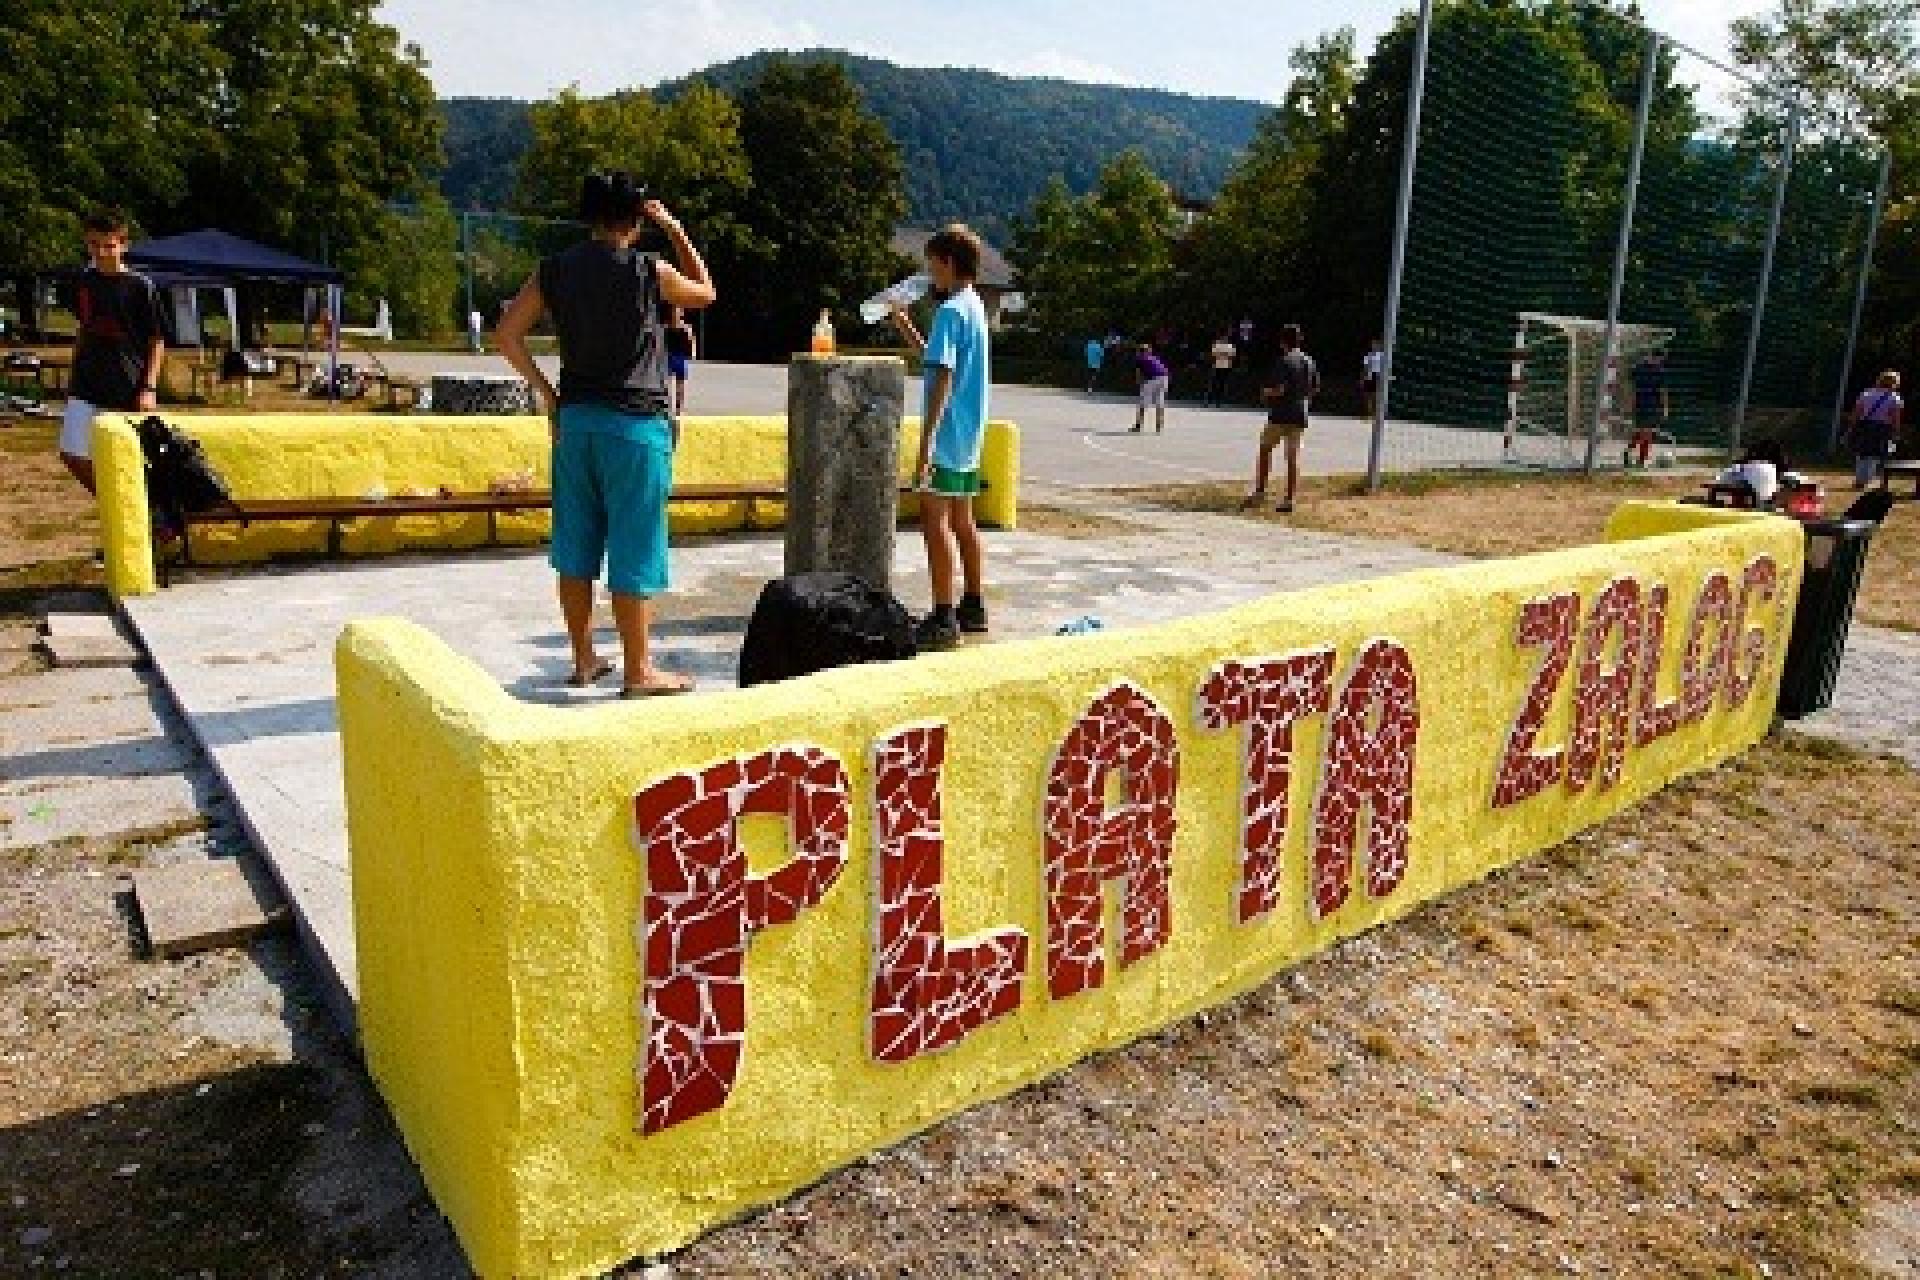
[1777,518,1876,720]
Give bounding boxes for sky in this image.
[380,0,1773,107]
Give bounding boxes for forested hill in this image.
[438,50,1270,235]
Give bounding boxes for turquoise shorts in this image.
[549,404,673,597]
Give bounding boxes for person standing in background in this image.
[60,209,164,496]
[1084,336,1106,393]
[1626,351,1669,468]
[1243,324,1319,514]
[1132,341,1170,434]
[497,172,715,698]
[1846,371,1904,490]
[664,305,696,419]
[1360,337,1385,420]
[1207,330,1238,407]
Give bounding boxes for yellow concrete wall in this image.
[337,500,1803,1277]
[94,413,1019,597]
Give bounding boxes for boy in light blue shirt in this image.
[890,224,992,651]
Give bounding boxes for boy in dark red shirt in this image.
[60,209,165,494]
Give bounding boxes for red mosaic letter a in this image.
[1043,683,1180,1000]
[1312,639,1419,918]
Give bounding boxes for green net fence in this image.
[1374,4,1884,476]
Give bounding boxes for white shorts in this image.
[60,399,100,459]
[1139,376,1170,409]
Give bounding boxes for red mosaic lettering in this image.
[1043,683,1180,1000]
[1492,593,1578,808]
[869,724,1028,1062]
[1196,650,1336,922]
[1567,578,1643,793]
[1312,640,1419,917]
[1634,582,1684,746]
[1725,555,1779,709]
[633,745,851,1134]
[1680,571,1737,724]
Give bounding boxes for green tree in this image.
[513,81,754,274]
[1731,0,1920,381]
[1173,30,1358,343]
[725,59,907,358]
[0,0,224,265]
[1010,152,1181,349]
[342,196,460,338]
[175,0,443,269]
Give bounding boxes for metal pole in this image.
[1731,107,1799,457]
[462,211,477,352]
[1826,148,1892,452]
[1586,30,1661,474]
[1366,0,1435,492]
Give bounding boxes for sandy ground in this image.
[1,418,1916,1276]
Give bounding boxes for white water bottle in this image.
[859,274,932,326]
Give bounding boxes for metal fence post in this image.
[1586,29,1661,475]
[461,211,478,352]
[1826,148,1892,452]
[1366,0,1435,492]
[1731,106,1799,458]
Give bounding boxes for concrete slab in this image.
[0,665,154,711]
[37,631,141,669]
[123,504,1467,1032]
[0,772,205,852]
[0,690,174,754]
[39,612,119,640]
[131,856,287,958]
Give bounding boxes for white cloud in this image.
[384,0,822,97]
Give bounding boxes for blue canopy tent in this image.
[126,229,345,397]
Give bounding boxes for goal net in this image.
[1500,313,1674,467]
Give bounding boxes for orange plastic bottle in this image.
[810,309,836,356]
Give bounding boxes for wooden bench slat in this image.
[181,484,809,525]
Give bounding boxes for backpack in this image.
[738,572,917,688]
[135,416,234,532]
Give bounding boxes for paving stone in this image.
[0,665,154,711]
[131,856,287,958]
[0,772,205,851]
[0,693,169,754]
[37,631,141,669]
[39,612,120,640]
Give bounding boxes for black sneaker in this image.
[915,613,962,653]
[956,595,990,634]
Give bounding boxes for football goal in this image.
[1501,312,1674,466]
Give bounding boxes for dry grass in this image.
[0,423,99,594]
[1130,470,1920,633]
[670,734,1920,1278]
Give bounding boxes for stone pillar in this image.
[785,355,906,592]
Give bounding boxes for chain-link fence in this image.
[1368,1,1888,480]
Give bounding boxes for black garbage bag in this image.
[738,572,917,688]
[135,415,235,533]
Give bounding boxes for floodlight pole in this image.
[1731,106,1800,458]
[1366,0,1435,492]
[1586,29,1661,475]
[1826,148,1892,453]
